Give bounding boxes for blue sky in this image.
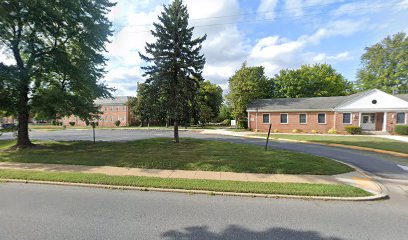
[103,0,408,95]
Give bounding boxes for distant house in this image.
[62,96,135,127]
[247,89,408,133]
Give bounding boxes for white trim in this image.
[396,112,407,125]
[262,113,270,124]
[317,113,326,124]
[342,112,352,124]
[280,113,289,124]
[382,112,387,131]
[299,113,307,124]
[255,112,258,131]
[247,108,333,112]
[247,112,251,129]
[358,112,362,127]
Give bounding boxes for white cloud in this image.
[0,47,15,66]
[257,0,279,19]
[311,51,351,62]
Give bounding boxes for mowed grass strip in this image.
[254,134,408,154]
[0,169,371,197]
[0,138,352,175]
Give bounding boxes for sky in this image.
[1,0,408,96]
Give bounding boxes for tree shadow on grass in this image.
[161,225,345,240]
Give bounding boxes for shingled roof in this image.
[247,91,369,112]
[94,96,133,106]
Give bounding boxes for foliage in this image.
[345,126,362,135]
[69,122,75,127]
[292,129,301,133]
[90,122,98,128]
[114,120,120,127]
[273,63,353,98]
[130,83,164,126]
[311,130,318,134]
[0,0,114,147]
[218,104,232,122]
[395,125,408,135]
[328,128,338,134]
[139,0,206,142]
[197,80,223,123]
[226,62,273,121]
[356,32,408,93]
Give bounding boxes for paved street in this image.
[1,129,407,180]
[0,182,407,240]
[1,129,408,239]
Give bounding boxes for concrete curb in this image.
[0,178,388,201]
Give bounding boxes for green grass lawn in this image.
[0,169,370,197]
[254,134,408,154]
[0,138,352,175]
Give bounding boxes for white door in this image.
[361,113,376,130]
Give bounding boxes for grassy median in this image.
[0,138,352,175]
[253,134,408,154]
[0,169,371,197]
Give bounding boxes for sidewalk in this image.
[0,162,382,195]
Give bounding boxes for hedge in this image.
[345,126,362,135]
[395,125,408,135]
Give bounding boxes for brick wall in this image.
[62,104,132,127]
[249,111,335,133]
[334,112,360,133]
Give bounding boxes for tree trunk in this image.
[174,119,179,143]
[15,87,33,148]
[16,111,33,148]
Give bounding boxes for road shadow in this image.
[161,225,345,240]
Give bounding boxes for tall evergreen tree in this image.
[139,0,206,143]
[0,0,114,148]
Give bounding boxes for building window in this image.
[111,116,113,122]
[397,113,406,124]
[123,106,126,111]
[110,106,114,112]
[343,113,352,124]
[280,113,288,124]
[262,114,270,124]
[318,113,326,124]
[105,106,108,112]
[116,106,119,112]
[299,113,307,124]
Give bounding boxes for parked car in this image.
[0,123,17,131]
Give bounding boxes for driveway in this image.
[1,129,406,180]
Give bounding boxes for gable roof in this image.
[396,94,408,101]
[247,91,367,112]
[247,89,408,112]
[94,96,133,106]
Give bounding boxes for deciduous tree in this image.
[0,0,114,148]
[356,32,408,93]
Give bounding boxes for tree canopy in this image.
[197,80,223,123]
[273,63,353,98]
[226,63,273,121]
[0,0,114,147]
[356,32,408,93]
[139,0,206,142]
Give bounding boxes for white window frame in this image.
[342,112,352,124]
[262,114,270,124]
[280,113,288,124]
[396,112,406,125]
[317,113,326,124]
[299,113,307,124]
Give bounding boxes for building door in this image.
[361,113,376,130]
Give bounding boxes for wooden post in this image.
[92,124,96,144]
[265,124,272,152]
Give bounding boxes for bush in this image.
[273,129,279,133]
[328,128,337,134]
[90,122,99,128]
[69,122,75,126]
[292,129,301,133]
[310,130,318,134]
[114,120,121,127]
[51,120,57,126]
[395,125,408,135]
[345,126,362,135]
[85,120,90,126]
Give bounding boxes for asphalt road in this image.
[1,129,408,239]
[1,129,407,180]
[0,183,407,240]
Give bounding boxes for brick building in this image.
[62,96,134,127]
[247,89,408,134]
